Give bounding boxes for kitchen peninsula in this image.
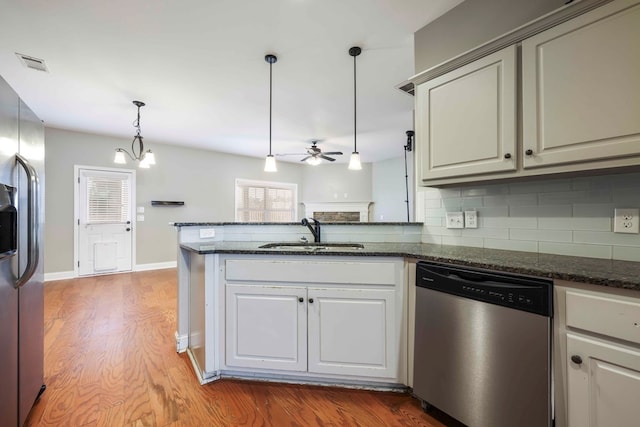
[175,221,640,391]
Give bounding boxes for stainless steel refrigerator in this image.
[0,75,45,426]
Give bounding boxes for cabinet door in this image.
[522,0,640,169]
[307,288,397,379]
[567,333,640,427]
[416,45,517,182]
[226,284,307,371]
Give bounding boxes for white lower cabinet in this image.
[566,333,640,427]
[225,283,398,380]
[225,284,307,371]
[307,287,396,378]
[561,286,640,427]
[222,256,405,384]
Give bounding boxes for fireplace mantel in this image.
[301,201,372,222]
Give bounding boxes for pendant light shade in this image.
[114,101,156,168]
[264,54,278,172]
[264,154,277,172]
[348,46,362,171]
[348,152,362,170]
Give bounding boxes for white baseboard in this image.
[176,331,188,353]
[45,261,177,282]
[44,271,75,282]
[135,261,177,271]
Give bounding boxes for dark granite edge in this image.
[179,242,640,291]
[172,222,423,226]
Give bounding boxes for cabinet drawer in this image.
[566,291,640,345]
[225,259,399,286]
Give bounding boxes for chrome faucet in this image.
[301,218,321,243]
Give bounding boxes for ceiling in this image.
[0,0,462,164]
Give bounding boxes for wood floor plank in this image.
[25,269,450,427]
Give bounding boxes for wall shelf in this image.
[151,201,185,206]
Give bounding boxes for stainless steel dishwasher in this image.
[413,261,553,427]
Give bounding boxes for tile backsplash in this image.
[415,172,640,261]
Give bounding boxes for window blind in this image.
[86,176,130,224]
[236,182,295,223]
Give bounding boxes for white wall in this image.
[415,172,640,261]
[372,156,413,222]
[301,162,372,203]
[44,127,305,273]
[45,128,402,275]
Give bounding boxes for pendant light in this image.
[264,54,278,172]
[114,100,156,168]
[348,46,362,171]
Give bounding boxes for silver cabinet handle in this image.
[15,153,39,288]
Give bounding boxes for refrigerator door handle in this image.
[14,153,39,288]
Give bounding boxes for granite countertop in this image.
[180,241,640,291]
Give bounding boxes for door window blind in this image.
[236,181,296,223]
[86,176,130,224]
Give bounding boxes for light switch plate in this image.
[446,212,464,229]
[613,208,639,233]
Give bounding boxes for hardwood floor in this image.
[25,269,450,426]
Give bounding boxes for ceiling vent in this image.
[15,53,48,72]
[395,81,415,96]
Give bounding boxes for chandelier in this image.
[114,100,156,168]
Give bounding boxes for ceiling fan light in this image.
[264,154,277,172]
[306,157,322,166]
[114,149,126,164]
[348,152,362,170]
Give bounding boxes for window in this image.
[235,179,297,222]
[86,174,130,224]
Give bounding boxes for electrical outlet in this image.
[446,212,464,229]
[613,208,639,234]
[464,210,478,228]
[199,228,216,239]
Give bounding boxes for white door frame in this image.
[73,165,136,277]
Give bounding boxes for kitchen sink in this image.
[258,242,364,251]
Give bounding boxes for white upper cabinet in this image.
[416,46,517,181]
[413,0,640,186]
[522,0,640,169]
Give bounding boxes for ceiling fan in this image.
[278,141,343,165]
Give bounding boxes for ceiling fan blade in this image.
[323,151,343,156]
[276,153,307,156]
[300,156,311,162]
[320,155,336,162]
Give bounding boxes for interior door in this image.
[77,168,134,276]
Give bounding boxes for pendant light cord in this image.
[269,59,273,156]
[353,52,357,153]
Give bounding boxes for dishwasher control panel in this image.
[417,261,552,317]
